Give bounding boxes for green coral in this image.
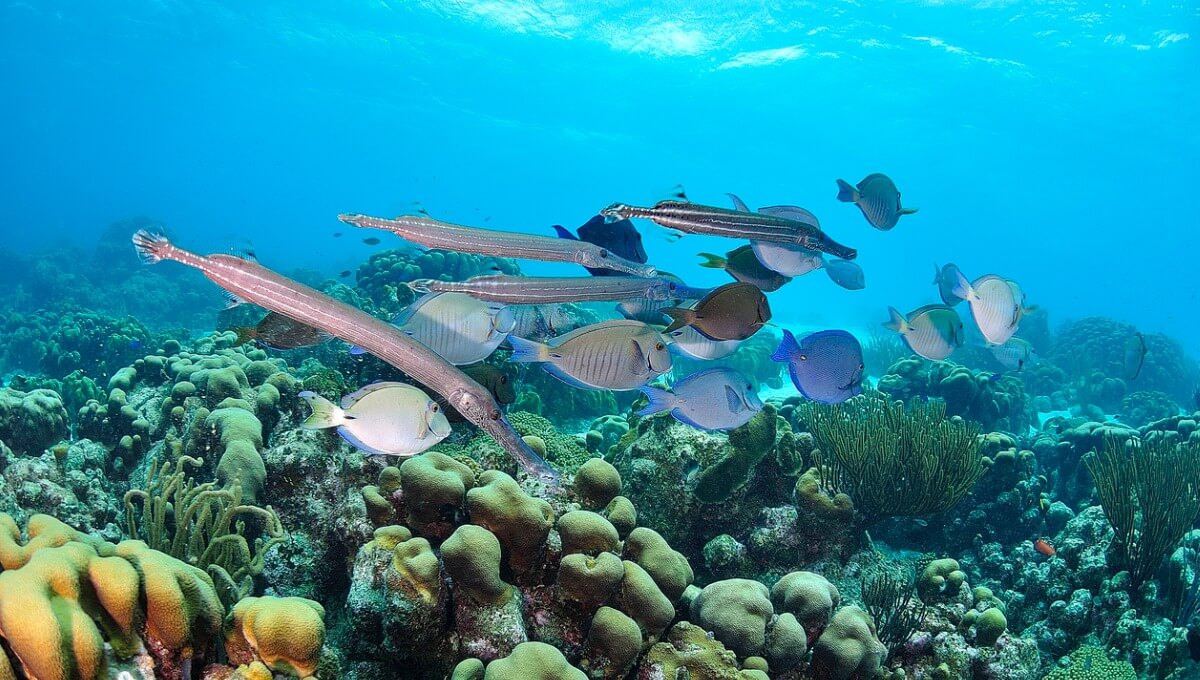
[692,405,777,504]
[1043,645,1136,680]
[1085,435,1200,586]
[506,411,592,472]
[799,393,985,525]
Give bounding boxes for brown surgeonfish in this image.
[662,282,771,341]
[233,312,331,350]
[131,230,559,484]
[698,246,791,292]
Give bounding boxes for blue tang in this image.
[637,367,763,431]
[771,329,865,404]
[553,214,648,276]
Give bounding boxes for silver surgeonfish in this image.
[395,292,514,365]
[989,337,1039,372]
[836,173,918,230]
[883,305,964,361]
[507,320,671,390]
[617,272,690,324]
[953,271,1020,345]
[638,367,763,431]
[299,382,451,456]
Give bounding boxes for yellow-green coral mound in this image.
[0,513,223,680]
[228,596,326,678]
[1043,645,1136,680]
[483,641,586,680]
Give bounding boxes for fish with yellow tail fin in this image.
[300,382,450,456]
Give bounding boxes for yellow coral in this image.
[230,596,326,678]
[115,540,224,654]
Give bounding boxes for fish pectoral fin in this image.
[629,340,648,376]
[725,385,742,412]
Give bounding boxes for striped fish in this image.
[836,173,918,231]
[952,272,1020,345]
[883,304,964,361]
[507,320,671,391]
[393,292,515,365]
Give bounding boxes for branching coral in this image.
[798,394,986,525]
[123,455,286,606]
[1085,435,1200,586]
[861,566,925,661]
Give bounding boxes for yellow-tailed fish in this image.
[698,246,791,292]
[507,320,671,391]
[952,271,1020,345]
[836,173,917,230]
[299,382,451,456]
[883,304,964,361]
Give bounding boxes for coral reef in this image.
[877,358,1036,433]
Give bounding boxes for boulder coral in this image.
[226,596,326,678]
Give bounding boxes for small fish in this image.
[128,339,143,349]
[952,271,1020,345]
[339,270,352,278]
[932,263,964,306]
[836,173,917,230]
[1123,332,1147,381]
[1033,538,1056,557]
[989,337,1039,372]
[698,246,792,292]
[299,382,451,456]
[553,215,648,276]
[637,367,764,431]
[233,312,332,350]
[333,232,343,238]
[883,305,964,361]
[510,303,577,340]
[391,292,515,366]
[440,363,516,422]
[666,308,743,361]
[617,272,689,324]
[362,237,382,246]
[602,200,857,260]
[771,329,865,404]
[662,282,771,341]
[507,320,671,391]
[824,259,865,290]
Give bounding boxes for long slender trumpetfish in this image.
[131,230,559,484]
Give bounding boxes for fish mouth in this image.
[337,213,365,225]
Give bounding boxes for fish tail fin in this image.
[883,306,906,333]
[551,225,578,240]
[506,334,550,363]
[636,385,676,416]
[298,390,343,430]
[835,179,857,203]
[232,327,256,346]
[901,207,919,215]
[932,264,941,285]
[770,329,800,363]
[661,308,697,334]
[951,270,972,301]
[696,253,728,270]
[131,229,174,264]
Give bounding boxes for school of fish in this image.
[134,172,1042,484]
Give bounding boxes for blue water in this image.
[2,1,1196,339]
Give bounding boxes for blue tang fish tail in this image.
[771,329,800,363]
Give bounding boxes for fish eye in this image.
[799,354,808,361]
[598,248,610,258]
[500,375,508,384]
[655,342,665,351]
[430,403,439,412]
[490,409,501,421]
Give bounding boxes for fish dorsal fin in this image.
[230,241,258,262]
[758,205,820,227]
[628,339,649,376]
[547,320,652,348]
[726,193,751,213]
[392,292,441,326]
[551,225,578,240]
[668,184,689,202]
[222,290,248,309]
[909,303,958,318]
[341,381,409,410]
[395,200,430,219]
